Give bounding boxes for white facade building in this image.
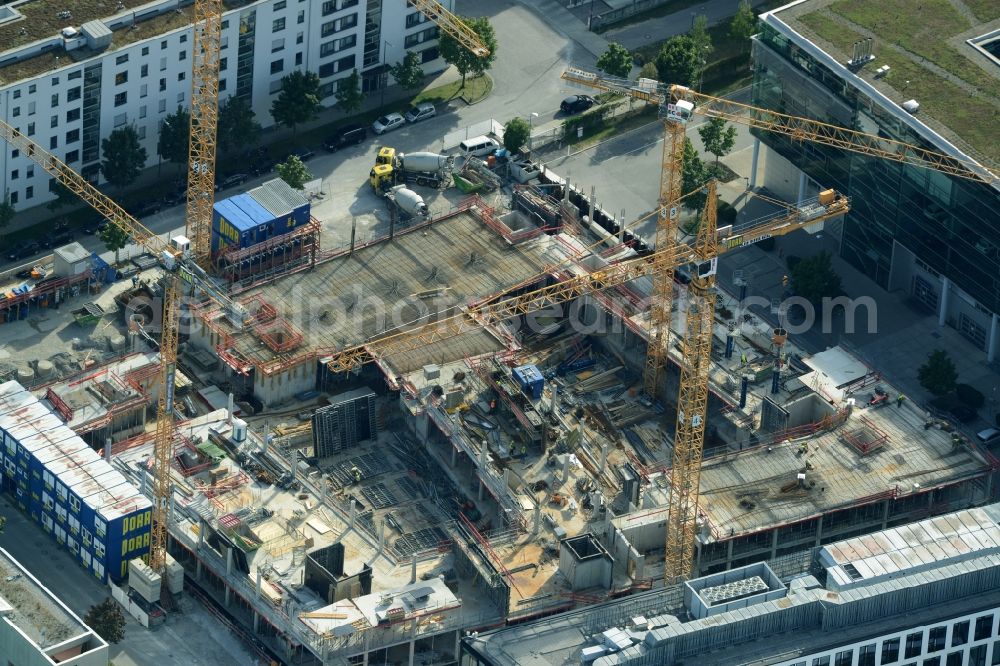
[0,0,453,211]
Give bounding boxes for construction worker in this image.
[740,352,748,367]
[520,443,527,458]
[781,275,789,287]
[351,466,362,484]
[896,394,906,408]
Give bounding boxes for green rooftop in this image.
[776,0,1000,164]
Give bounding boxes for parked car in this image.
[216,173,249,191]
[560,94,595,114]
[404,102,437,124]
[40,229,73,249]
[372,112,405,135]
[322,124,367,151]
[291,147,316,162]
[129,199,161,218]
[977,428,1000,448]
[6,240,41,262]
[251,158,278,176]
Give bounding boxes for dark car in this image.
[129,199,162,218]
[216,173,249,191]
[291,147,315,162]
[251,158,278,176]
[40,229,74,249]
[560,94,595,114]
[6,240,41,262]
[322,124,367,151]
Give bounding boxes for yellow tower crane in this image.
[559,67,997,582]
[408,0,491,56]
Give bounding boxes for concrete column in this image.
[225,585,232,607]
[478,478,485,501]
[796,171,807,207]
[479,440,487,467]
[599,443,609,474]
[196,559,202,580]
[749,138,761,189]
[551,384,559,415]
[197,519,205,548]
[726,538,735,569]
[104,438,112,463]
[411,554,418,585]
[503,468,511,489]
[451,444,457,467]
[533,503,541,535]
[226,547,234,575]
[815,515,824,547]
[562,454,571,482]
[408,638,416,666]
[253,610,260,633]
[770,528,779,560]
[988,313,1000,363]
[362,651,369,666]
[349,499,357,530]
[882,498,891,529]
[377,520,386,554]
[256,569,263,598]
[938,277,951,327]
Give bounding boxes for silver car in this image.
[372,112,405,135]
[404,102,437,124]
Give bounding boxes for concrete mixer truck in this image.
[370,147,453,192]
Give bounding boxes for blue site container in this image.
[211,178,312,253]
[513,364,545,401]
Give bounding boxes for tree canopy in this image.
[270,70,322,135]
[0,194,14,237]
[789,251,843,303]
[918,349,958,397]
[156,107,190,167]
[218,96,261,156]
[730,0,757,52]
[502,117,531,154]
[596,43,634,78]
[334,70,365,115]
[276,155,313,190]
[99,222,130,264]
[655,35,701,88]
[84,598,126,644]
[439,16,498,86]
[390,51,425,90]
[681,138,709,212]
[698,117,737,166]
[101,126,147,189]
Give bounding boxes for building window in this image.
[13,89,20,98]
[420,46,439,64]
[274,0,286,8]
[220,57,227,72]
[10,149,17,158]
[273,17,286,32]
[158,99,167,113]
[178,72,186,81]
[272,38,285,53]
[295,52,303,66]
[141,64,148,78]
[67,108,80,122]
[141,46,149,56]
[835,651,853,666]
[114,92,127,107]
[929,626,947,652]
[50,114,58,128]
[405,11,428,29]
[28,84,35,93]
[179,50,187,61]
[405,26,439,49]
[114,113,127,127]
[321,13,357,37]
[11,107,19,118]
[953,621,970,647]
[115,71,128,85]
[180,33,187,43]
[296,32,304,44]
[906,633,923,659]
[270,59,284,74]
[68,86,81,101]
[321,0,335,16]
[297,10,304,23]
[116,53,128,65]
[320,34,355,58]
[69,495,80,512]
[9,191,17,204]
[976,616,994,641]
[27,101,35,115]
[66,129,79,143]
[138,126,146,140]
[10,169,18,180]
[25,186,33,200]
[969,644,987,666]
[881,638,900,664]
[221,19,229,29]
[812,659,830,666]
[160,56,167,71]
[160,77,167,92]
[268,79,282,94]
[26,122,34,136]
[219,79,227,92]
[140,84,148,98]
[26,165,33,178]
[139,105,147,119]
[51,93,58,106]
[858,644,876,666]
[177,92,185,103]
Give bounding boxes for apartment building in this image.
[0,0,453,211]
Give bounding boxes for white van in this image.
[459,135,500,158]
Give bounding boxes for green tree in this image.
[99,222,130,265]
[439,16,498,87]
[655,35,701,87]
[276,155,312,190]
[334,70,365,115]
[681,138,709,212]
[697,117,737,168]
[389,51,425,90]
[596,42,634,78]
[270,70,322,135]
[156,107,190,169]
[100,126,147,190]
[730,0,757,53]
[84,598,126,644]
[918,349,958,397]
[0,193,14,242]
[689,15,713,89]
[46,180,77,212]
[638,61,660,81]
[502,117,531,154]
[789,251,843,303]
[217,96,261,156]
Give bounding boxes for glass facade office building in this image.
[750,17,1000,355]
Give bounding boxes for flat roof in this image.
[768,0,1000,163]
[0,548,93,650]
[215,195,276,234]
[205,209,569,375]
[697,398,993,537]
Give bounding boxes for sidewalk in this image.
[601,0,776,50]
[5,66,465,236]
[508,0,610,59]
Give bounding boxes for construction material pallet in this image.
[395,476,424,502]
[361,482,398,510]
[329,453,390,486]
[392,526,450,559]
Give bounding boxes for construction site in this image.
[0,2,998,665]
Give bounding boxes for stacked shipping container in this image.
[0,381,151,583]
[210,177,311,253]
